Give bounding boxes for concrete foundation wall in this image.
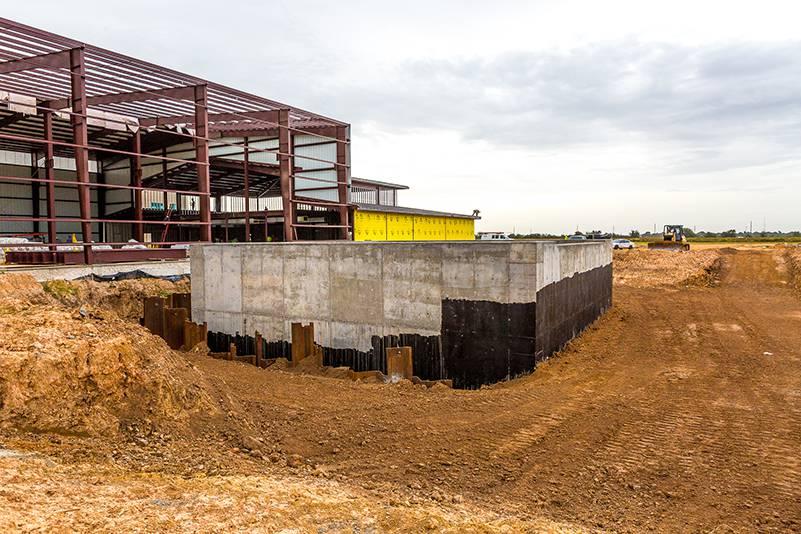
[192,240,612,387]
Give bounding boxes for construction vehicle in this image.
[647,224,690,251]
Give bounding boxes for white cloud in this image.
[5,0,801,232]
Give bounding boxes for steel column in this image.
[336,125,350,240]
[130,130,143,241]
[161,147,169,214]
[97,171,106,242]
[243,137,251,241]
[278,109,294,241]
[194,85,211,242]
[69,47,93,263]
[29,149,40,236]
[43,110,57,247]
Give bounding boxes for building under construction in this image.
[0,18,477,265]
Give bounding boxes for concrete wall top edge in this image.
[191,240,613,248]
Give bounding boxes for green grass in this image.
[41,280,78,300]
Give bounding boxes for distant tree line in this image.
[509,230,610,239]
[634,229,801,239]
[508,229,801,240]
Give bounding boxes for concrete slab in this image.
[0,259,189,282]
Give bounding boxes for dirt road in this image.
[2,249,801,531]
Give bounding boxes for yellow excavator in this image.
[648,224,691,251]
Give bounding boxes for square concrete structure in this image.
[192,240,612,388]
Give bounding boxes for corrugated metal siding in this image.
[104,167,132,208]
[0,150,31,166]
[211,137,278,165]
[294,140,335,170]
[1,163,35,235]
[351,187,377,204]
[293,138,342,202]
[0,158,100,240]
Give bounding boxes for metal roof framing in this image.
[0,18,353,263]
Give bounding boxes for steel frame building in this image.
[0,18,350,264]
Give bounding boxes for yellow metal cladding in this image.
[412,216,444,241]
[386,213,414,241]
[354,210,475,241]
[353,211,387,241]
[445,217,476,240]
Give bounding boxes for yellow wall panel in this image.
[354,210,386,241]
[387,213,414,241]
[413,216,431,240]
[355,210,474,242]
[446,217,475,240]
[433,217,446,240]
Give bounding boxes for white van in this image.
[478,232,512,241]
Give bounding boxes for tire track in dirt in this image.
[182,249,801,531]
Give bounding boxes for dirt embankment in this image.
[0,274,212,437]
[784,246,801,294]
[613,248,722,287]
[42,277,190,322]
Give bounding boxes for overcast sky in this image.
[7,1,801,233]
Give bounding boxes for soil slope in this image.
[0,274,211,436]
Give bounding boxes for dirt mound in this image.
[43,277,190,322]
[0,274,51,312]
[0,274,212,436]
[613,249,722,287]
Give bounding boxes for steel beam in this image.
[278,109,294,241]
[336,125,350,240]
[194,85,211,241]
[0,49,71,74]
[45,85,197,111]
[69,47,93,264]
[139,110,280,128]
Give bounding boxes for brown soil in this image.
[785,246,801,294]
[3,250,801,531]
[613,248,722,287]
[0,450,566,533]
[0,274,211,437]
[42,277,190,321]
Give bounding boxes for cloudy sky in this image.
[7,1,801,233]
